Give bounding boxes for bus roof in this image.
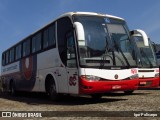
[59,12,125,21]
[2,12,125,53]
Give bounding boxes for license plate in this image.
[112,85,121,89]
[140,82,146,85]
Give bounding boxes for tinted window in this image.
[66,32,77,68]
[9,48,15,62]
[16,44,22,60]
[2,53,5,65]
[32,32,42,53]
[6,51,9,64]
[43,23,56,49]
[57,17,73,65]
[23,39,30,57]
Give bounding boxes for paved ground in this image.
[0,90,160,120]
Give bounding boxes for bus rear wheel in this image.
[10,81,17,96]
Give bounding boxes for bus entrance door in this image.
[66,31,79,94]
[67,68,78,94]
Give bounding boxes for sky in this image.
[0,0,160,66]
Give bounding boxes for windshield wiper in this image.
[99,37,114,69]
[112,37,130,68]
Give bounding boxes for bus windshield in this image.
[132,36,157,68]
[73,15,136,68]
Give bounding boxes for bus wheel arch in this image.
[45,74,59,101]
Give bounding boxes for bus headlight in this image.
[155,73,160,77]
[130,74,139,79]
[81,75,101,81]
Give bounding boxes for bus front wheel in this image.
[48,79,59,101]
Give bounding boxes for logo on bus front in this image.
[114,74,119,79]
[131,69,137,74]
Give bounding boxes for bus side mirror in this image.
[74,22,85,46]
[130,29,149,46]
[152,42,157,52]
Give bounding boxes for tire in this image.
[91,94,102,100]
[10,81,17,96]
[124,90,134,95]
[48,79,59,101]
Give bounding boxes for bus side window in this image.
[6,51,9,64]
[57,17,73,66]
[23,39,31,57]
[67,32,76,59]
[16,44,22,60]
[9,48,15,63]
[2,53,5,66]
[66,32,77,68]
[32,32,42,53]
[43,23,56,49]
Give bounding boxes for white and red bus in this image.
[130,29,159,88]
[1,12,139,100]
[154,44,160,66]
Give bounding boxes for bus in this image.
[1,12,139,100]
[130,29,159,88]
[153,43,160,86]
[154,44,160,66]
